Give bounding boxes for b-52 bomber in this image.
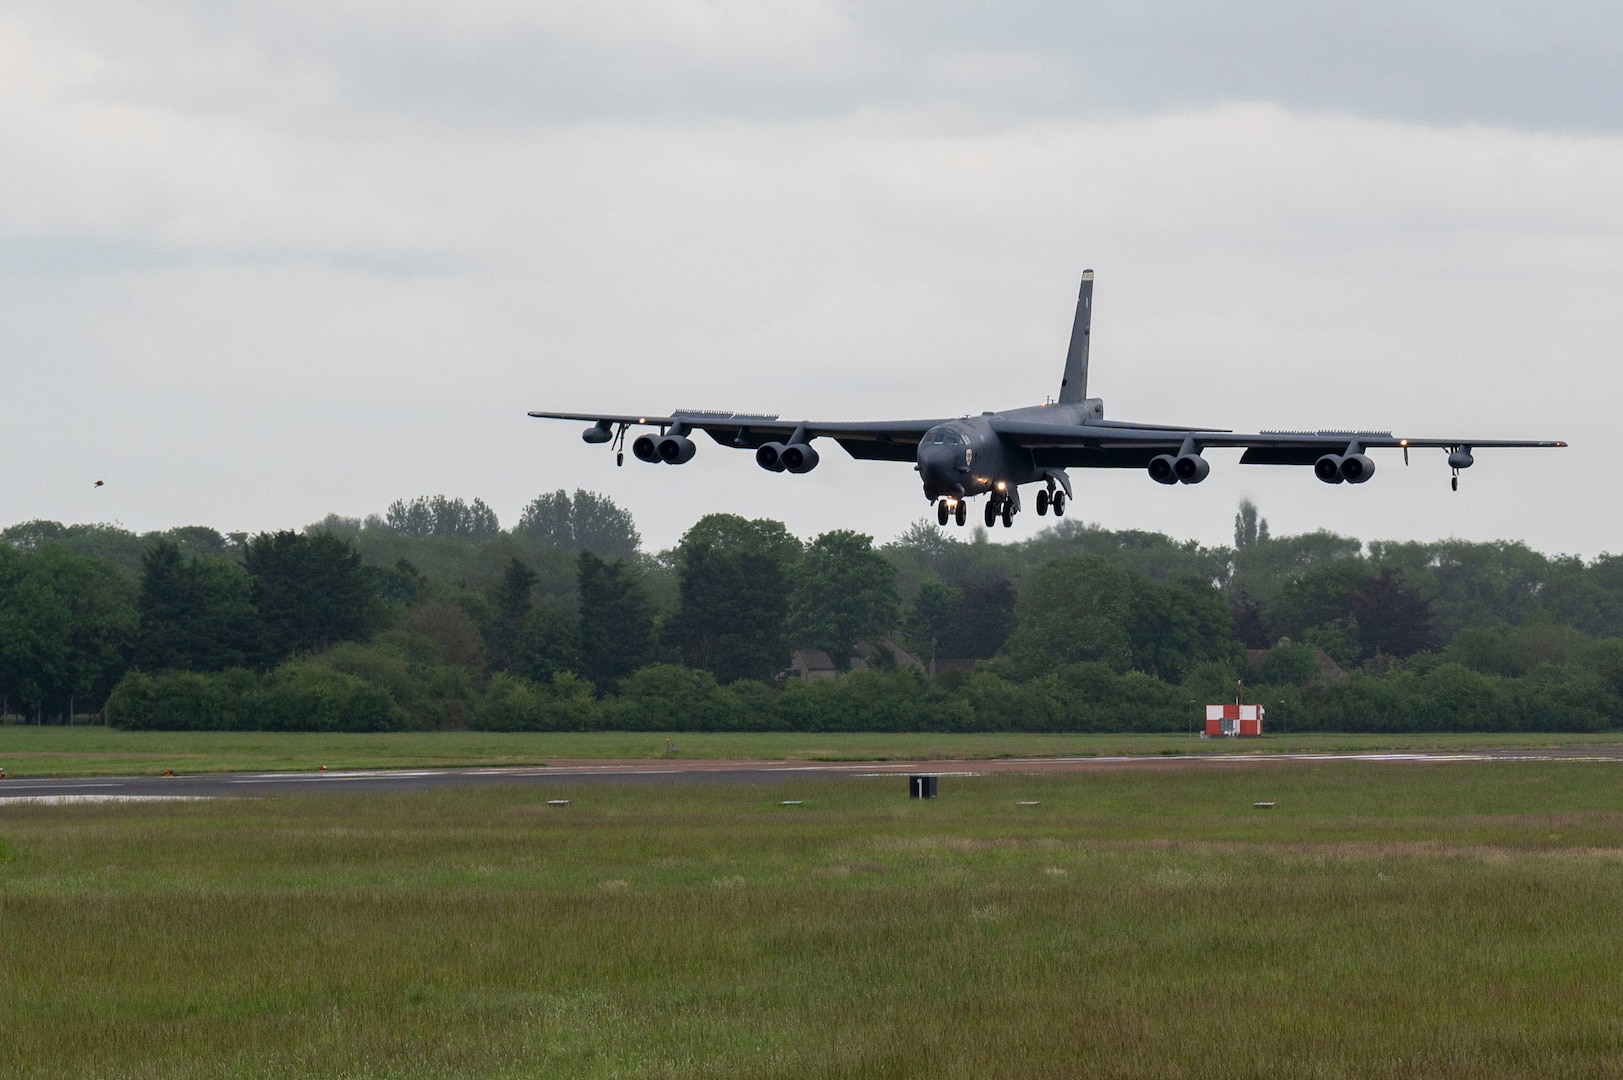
[530,271,1565,529]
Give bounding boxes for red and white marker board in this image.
[1205,704,1262,737]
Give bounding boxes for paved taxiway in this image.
[3,748,1621,802]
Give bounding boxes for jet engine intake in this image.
[1340,453,1375,483]
[1174,454,1210,484]
[755,442,787,472]
[657,435,697,464]
[781,443,819,473]
[1314,455,1345,484]
[631,434,662,463]
[1148,455,1179,485]
[582,421,613,445]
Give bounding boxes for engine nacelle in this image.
[631,434,662,463]
[1340,453,1375,483]
[582,421,613,445]
[781,443,820,473]
[657,435,696,464]
[1448,449,1474,470]
[1148,455,1179,485]
[1174,454,1210,484]
[1314,454,1345,484]
[755,442,787,472]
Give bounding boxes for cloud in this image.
[12,0,1623,131]
[0,4,1616,556]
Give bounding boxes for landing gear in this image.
[1035,489,1050,516]
[1052,491,1066,516]
[984,500,998,528]
[937,499,970,527]
[1000,501,1014,528]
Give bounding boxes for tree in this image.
[244,531,371,660]
[515,603,580,685]
[136,541,259,673]
[1126,576,1241,680]
[1229,590,1272,648]
[0,546,137,718]
[517,489,640,560]
[1267,560,1371,642]
[668,514,801,683]
[1349,568,1435,658]
[46,547,138,707]
[1000,555,1136,678]
[0,545,69,716]
[576,551,655,691]
[907,577,1016,664]
[788,531,900,671]
[1233,498,1270,548]
[487,558,539,671]
[908,579,963,667]
[384,496,500,539]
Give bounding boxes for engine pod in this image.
[1174,455,1209,484]
[1340,453,1375,483]
[631,434,662,463]
[782,443,820,473]
[657,435,697,464]
[755,442,787,472]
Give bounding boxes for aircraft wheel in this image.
[937,500,949,526]
[1035,489,1050,515]
[1053,492,1066,516]
[984,500,998,528]
[954,500,967,526]
[1001,503,1014,528]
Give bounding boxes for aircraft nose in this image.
[917,445,962,494]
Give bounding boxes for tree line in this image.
[6,493,1623,733]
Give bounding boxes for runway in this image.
[3,747,1622,802]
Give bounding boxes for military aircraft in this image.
[529,271,1565,529]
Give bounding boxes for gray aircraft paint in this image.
[530,272,1565,529]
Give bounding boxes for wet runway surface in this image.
[4,747,1622,802]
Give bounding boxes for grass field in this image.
[4,761,1623,1077]
[6,726,1623,777]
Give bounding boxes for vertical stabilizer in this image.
[1057,270,1093,404]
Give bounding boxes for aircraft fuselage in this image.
[917,400,1098,506]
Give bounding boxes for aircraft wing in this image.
[989,418,1566,470]
[527,410,951,463]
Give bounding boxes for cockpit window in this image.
[929,429,960,445]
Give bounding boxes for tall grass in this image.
[6,727,1623,778]
[3,764,1623,1077]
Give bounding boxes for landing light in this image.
[996,481,1007,491]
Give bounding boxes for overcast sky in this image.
[2,0,1618,557]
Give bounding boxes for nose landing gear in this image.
[937,492,1020,529]
[936,498,970,527]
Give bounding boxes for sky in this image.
[2,0,1619,557]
